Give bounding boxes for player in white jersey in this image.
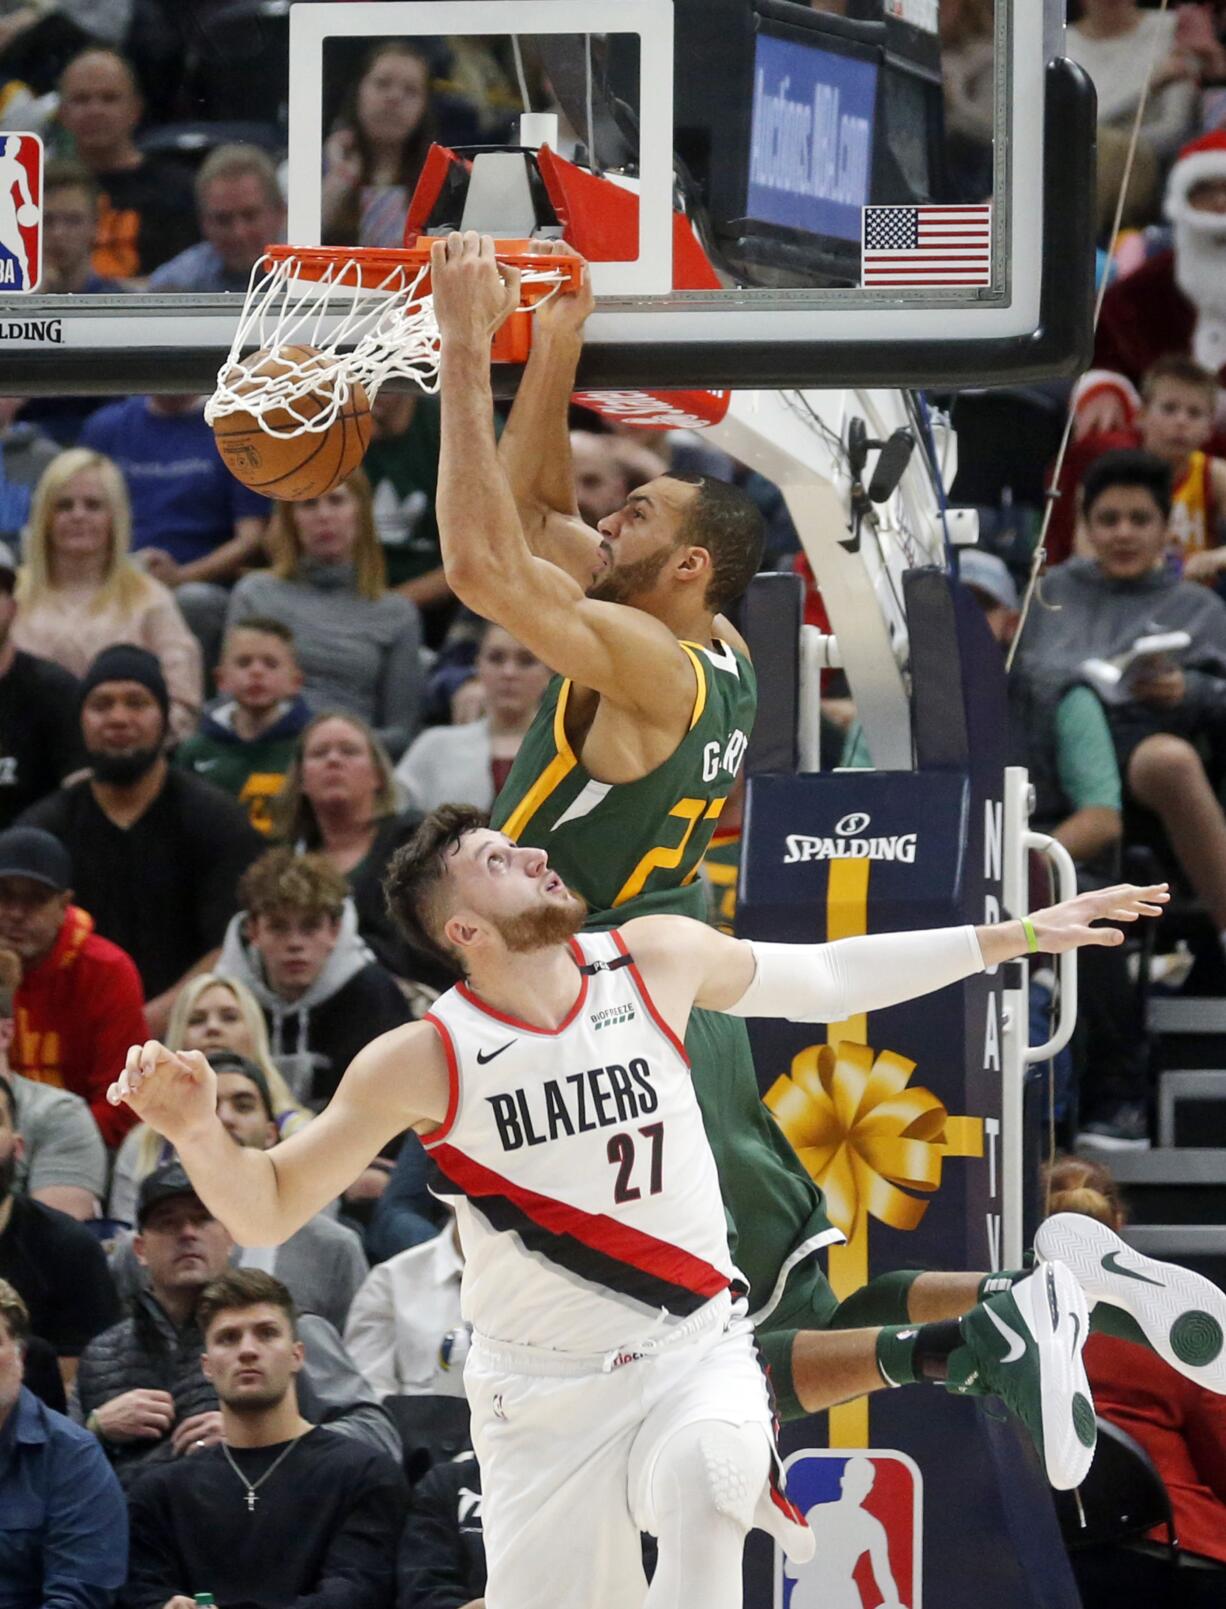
[110,807,1168,1609]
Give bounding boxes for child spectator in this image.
[109,972,309,1228]
[176,619,312,836]
[227,471,423,759]
[0,826,147,1149]
[395,623,550,813]
[1049,357,1226,572]
[218,847,410,1110]
[11,449,203,737]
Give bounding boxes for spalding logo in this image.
[784,811,918,865]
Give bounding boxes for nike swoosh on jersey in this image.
[1101,1249,1165,1286]
[985,1304,1026,1363]
[476,1041,516,1065]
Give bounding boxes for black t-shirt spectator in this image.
[92,159,198,280]
[0,652,83,829]
[123,1426,407,1609]
[0,1195,119,1358]
[21,771,263,999]
[398,1451,486,1609]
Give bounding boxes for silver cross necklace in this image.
[220,1429,310,1512]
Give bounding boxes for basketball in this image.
[211,345,372,501]
[16,203,37,227]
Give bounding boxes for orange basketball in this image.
[212,345,372,501]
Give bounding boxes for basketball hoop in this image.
[205,239,581,437]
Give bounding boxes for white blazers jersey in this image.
[422,929,736,1353]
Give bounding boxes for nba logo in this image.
[0,133,41,292]
[774,1448,923,1609]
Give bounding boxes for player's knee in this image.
[652,1420,769,1534]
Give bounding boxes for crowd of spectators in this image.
[2,8,1226,1606]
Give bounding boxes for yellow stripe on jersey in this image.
[678,642,708,731]
[501,680,579,841]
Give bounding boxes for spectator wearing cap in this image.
[20,645,263,1036]
[0,1278,128,1609]
[0,541,83,831]
[110,1052,367,1335]
[0,948,106,1223]
[0,825,147,1148]
[0,1080,119,1387]
[77,1164,399,1489]
[122,1269,406,1609]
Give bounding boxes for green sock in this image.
[876,1320,963,1387]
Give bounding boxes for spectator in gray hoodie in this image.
[217,847,410,1111]
[1016,449,1226,955]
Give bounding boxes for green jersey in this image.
[491,639,756,922]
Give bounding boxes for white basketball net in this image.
[206,250,566,438]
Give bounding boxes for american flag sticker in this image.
[861,203,992,288]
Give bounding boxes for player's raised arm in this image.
[107,1022,449,1246]
[497,241,604,577]
[622,883,1170,1029]
[431,232,697,721]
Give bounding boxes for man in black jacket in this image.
[77,1164,399,1487]
[19,645,262,1035]
[123,1268,407,1609]
[398,1450,486,1609]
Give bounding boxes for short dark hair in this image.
[1142,353,1219,406]
[207,1051,275,1123]
[0,1075,14,1128]
[1081,449,1173,522]
[42,158,98,207]
[668,475,765,611]
[222,616,298,659]
[384,804,488,974]
[197,1268,298,1342]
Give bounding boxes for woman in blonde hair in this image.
[107,972,309,1225]
[225,469,423,758]
[1043,1155,1226,1572]
[12,448,202,738]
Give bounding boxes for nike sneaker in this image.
[947,1260,1096,1491]
[1035,1211,1226,1394]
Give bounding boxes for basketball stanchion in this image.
[205,240,581,500]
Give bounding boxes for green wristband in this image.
[1021,916,1039,954]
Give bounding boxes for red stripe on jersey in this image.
[422,1013,461,1147]
[611,930,691,1066]
[456,937,590,1034]
[433,1142,727,1300]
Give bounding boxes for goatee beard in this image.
[493,895,587,953]
[88,745,162,785]
[219,1383,292,1415]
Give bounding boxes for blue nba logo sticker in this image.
[0,133,41,291]
[774,1448,922,1609]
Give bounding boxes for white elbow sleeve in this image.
[727,928,985,1023]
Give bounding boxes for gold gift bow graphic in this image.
[765,1041,985,1438]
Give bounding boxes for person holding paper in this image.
[1015,448,1226,963]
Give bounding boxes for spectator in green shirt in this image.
[362,391,452,645]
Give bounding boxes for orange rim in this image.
[261,241,583,298]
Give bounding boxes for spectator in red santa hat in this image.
[1077,130,1226,451]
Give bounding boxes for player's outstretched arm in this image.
[432,232,696,719]
[622,882,1168,1029]
[107,1022,449,1246]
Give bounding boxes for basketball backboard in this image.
[0,0,1092,396]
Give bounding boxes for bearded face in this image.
[491,890,588,953]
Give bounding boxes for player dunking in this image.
[111,814,1164,1605]
[426,232,1226,1440]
